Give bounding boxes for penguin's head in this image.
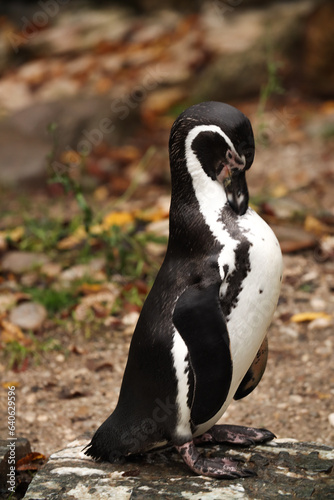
[169,102,255,216]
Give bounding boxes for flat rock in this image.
[23,437,334,499]
[9,302,47,331]
[1,251,50,274]
[0,437,31,491]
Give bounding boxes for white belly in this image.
[194,208,283,436]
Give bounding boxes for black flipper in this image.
[173,283,232,426]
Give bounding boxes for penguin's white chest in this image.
[223,209,282,394]
[194,207,283,436]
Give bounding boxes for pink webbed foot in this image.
[194,424,275,447]
[175,440,255,479]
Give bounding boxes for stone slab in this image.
[23,437,334,499]
[0,438,31,493]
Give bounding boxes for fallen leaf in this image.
[0,320,28,344]
[0,226,25,243]
[0,292,18,314]
[78,283,106,295]
[16,452,46,471]
[304,215,331,236]
[59,387,88,399]
[93,185,109,201]
[57,226,87,250]
[134,207,169,223]
[1,381,20,389]
[74,289,119,321]
[290,311,332,323]
[271,184,288,198]
[69,344,86,355]
[103,211,134,229]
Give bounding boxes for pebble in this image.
[1,251,50,273]
[24,411,36,424]
[289,395,303,404]
[55,354,66,363]
[37,414,49,423]
[60,258,106,282]
[41,262,62,278]
[308,317,333,331]
[122,311,140,326]
[9,302,47,331]
[310,297,326,311]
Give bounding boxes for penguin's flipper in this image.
[175,440,256,479]
[173,283,232,426]
[194,424,275,447]
[233,335,268,401]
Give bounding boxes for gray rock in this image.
[23,437,334,499]
[0,437,31,491]
[0,124,50,187]
[194,1,319,101]
[1,251,50,273]
[9,302,47,331]
[0,95,141,185]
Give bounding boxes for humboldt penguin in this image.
[85,101,283,478]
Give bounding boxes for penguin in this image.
[85,101,283,479]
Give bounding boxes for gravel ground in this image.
[1,252,333,458]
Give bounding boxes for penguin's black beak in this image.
[219,166,249,216]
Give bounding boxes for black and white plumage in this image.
[85,101,283,478]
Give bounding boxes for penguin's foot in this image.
[175,440,255,479]
[195,424,275,447]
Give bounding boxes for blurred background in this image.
[0,0,333,496]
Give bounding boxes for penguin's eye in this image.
[227,150,233,160]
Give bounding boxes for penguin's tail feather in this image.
[84,405,163,462]
[84,415,131,462]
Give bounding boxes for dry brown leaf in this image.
[0,320,27,343]
[290,312,332,323]
[74,289,119,321]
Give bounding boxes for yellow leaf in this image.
[316,392,331,400]
[0,226,25,242]
[0,320,26,343]
[60,149,81,166]
[290,312,332,323]
[57,226,87,250]
[103,211,134,229]
[271,184,288,198]
[2,381,20,389]
[93,186,109,201]
[304,215,330,236]
[134,208,169,223]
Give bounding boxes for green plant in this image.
[256,53,285,146]
[23,287,77,314]
[47,123,93,233]
[3,334,62,370]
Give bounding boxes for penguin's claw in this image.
[197,424,275,447]
[176,441,256,479]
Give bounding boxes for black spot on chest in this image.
[219,207,252,318]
